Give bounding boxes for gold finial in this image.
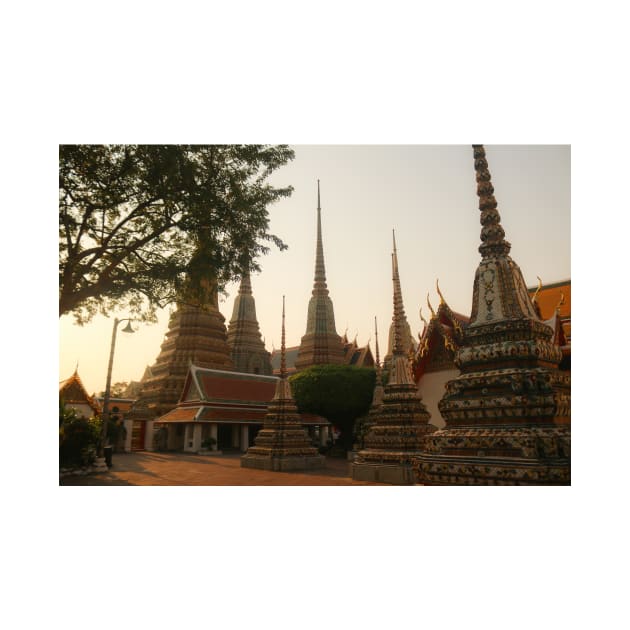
[556,292,565,310]
[427,293,436,319]
[419,307,428,326]
[436,278,445,305]
[532,276,543,303]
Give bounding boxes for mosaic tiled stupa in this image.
[352,238,433,484]
[295,180,346,370]
[241,297,325,471]
[128,272,234,423]
[226,270,272,375]
[414,145,571,485]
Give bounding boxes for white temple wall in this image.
[417,369,459,428]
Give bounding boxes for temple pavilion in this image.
[413,145,571,485]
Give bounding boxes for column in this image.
[123,419,133,452]
[145,420,155,451]
[320,425,329,446]
[240,425,249,452]
[231,425,240,448]
[210,423,218,450]
[192,423,203,452]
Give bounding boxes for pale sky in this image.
[59,145,570,395]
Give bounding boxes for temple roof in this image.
[59,369,101,415]
[156,363,328,426]
[528,279,571,343]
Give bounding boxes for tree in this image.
[60,145,294,323]
[98,381,129,398]
[289,365,376,450]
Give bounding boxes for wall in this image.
[417,369,459,428]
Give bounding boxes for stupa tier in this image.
[128,279,234,422]
[227,270,273,375]
[295,180,346,369]
[241,297,325,471]
[414,145,571,485]
[353,238,433,484]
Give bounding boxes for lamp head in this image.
[121,320,135,334]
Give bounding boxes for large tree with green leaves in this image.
[289,365,376,450]
[59,144,294,323]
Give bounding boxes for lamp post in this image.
[98,317,135,459]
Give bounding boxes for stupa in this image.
[382,231,417,375]
[226,270,272,375]
[241,296,326,471]
[352,239,433,484]
[356,316,385,449]
[414,145,571,485]
[127,268,234,427]
[295,180,346,370]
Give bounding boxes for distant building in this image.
[59,369,100,419]
[226,270,273,375]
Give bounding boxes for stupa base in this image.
[414,454,570,485]
[351,460,416,485]
[240,453,325,472]
[414,425,570,485]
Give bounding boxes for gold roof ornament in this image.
[532,276,543,304]
[556,292,565,311]
[427,293,437,319]
[436,278,445,305]
[419,307,428,327]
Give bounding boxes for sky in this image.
[58,144,570,395]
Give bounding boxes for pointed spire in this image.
[427,293,436,319]
[473,145,511,259]
[391,229,406,355]
[374,316,382,385]
[280,295,286,379]
[313,179,328,293]
[274,295,292,401]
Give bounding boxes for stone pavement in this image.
[60,451,389,486]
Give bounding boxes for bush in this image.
[201,436,217,449]
[59,415,101,468]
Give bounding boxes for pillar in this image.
[123,419,133,452]
[231,424,240,448]
[320,425,330,446]
[210,423,218,450]
[240,425,249,452]
[145,420,155,451]
[192,423,203,452]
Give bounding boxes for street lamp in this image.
[98,317,135,460]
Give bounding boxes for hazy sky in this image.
[59,145,570,395]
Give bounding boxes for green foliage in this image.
[59,401,101,468]
[201,436,217,449]
[59,144,295,323]
[289,365,376,450]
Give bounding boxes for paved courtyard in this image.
[60,451,389,486]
